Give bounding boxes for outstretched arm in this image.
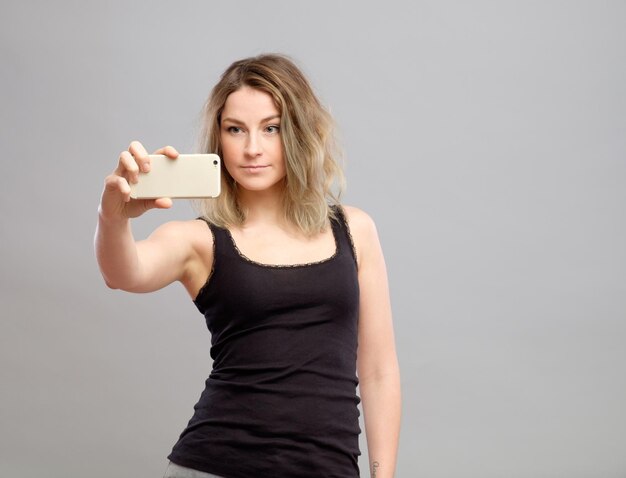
[94,141,192,292]
[345,206,402,478]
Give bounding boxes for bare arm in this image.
[94,141,192,292]
[345,206,402,478]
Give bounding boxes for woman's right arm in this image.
[94,141,191,293]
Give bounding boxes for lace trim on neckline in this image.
[225,219,340,269]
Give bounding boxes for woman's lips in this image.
[242,165,268,169]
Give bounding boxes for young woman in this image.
[95,54,401,478]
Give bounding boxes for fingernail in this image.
[143,164,150,172]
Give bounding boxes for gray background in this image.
[1,1,625,477]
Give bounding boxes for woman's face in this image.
[220,86,286,194]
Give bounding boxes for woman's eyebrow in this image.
[221,115,281,125]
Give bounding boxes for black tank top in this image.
[167,205,362,478]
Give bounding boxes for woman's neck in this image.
[236,186,287,229]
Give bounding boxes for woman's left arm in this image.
[344,206,402,478]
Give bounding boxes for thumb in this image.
[153,197,173,209]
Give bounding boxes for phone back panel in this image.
[130,154,221,199]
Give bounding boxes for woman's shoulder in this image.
[148,218,214,253]
[148,218,214,298]
[338,204,378,235]
[150,217,213,235]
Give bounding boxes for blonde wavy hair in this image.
[192,53,346,236]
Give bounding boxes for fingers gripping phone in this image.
[129,154,221,199]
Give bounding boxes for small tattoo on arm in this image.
[372,460,380,477]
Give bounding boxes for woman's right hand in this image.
[98,140,179,221]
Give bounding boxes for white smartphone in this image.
[129,154,221,199]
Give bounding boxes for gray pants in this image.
[163,461,225,478]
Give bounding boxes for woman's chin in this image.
[234,178,286,193]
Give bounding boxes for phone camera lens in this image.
[213,160,218,165]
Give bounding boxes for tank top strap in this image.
[331,204,358,267]
[195,216,235,260]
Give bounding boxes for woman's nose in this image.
[244,132,262,156]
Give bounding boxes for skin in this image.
[95,86,401,477]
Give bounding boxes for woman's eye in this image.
[265,125,280,134]
[227,126,243,134]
